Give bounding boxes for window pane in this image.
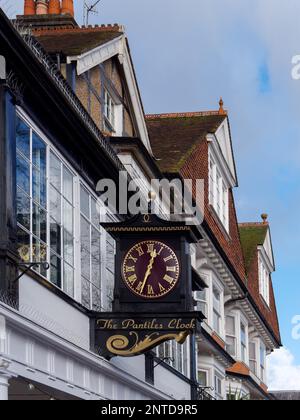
[91,227,100,261]
[241,324,246,345]
[226,336,236,356]
[92,256,101,287]
[226,316,235,335]
[50,218,61,255]
[50,252,61,288]
[50,185,61,223]
[16,153,30,193]
[63,199,73,235]
[16,118,30,158]
[213,311,220,333]
[32,132,46,171]
[80,186,90,218]
[17,188,30,230]
[64,263,74,297]
[82,276,91,309]
[50,152,61,191]
[33,166,46,209]
[32,237,47,277]
[63,229,74,266]
[63,166,73,203]
[249,342,256,359]
[91,198,100,226]
[92,284,101,312]
[17,228,30,262]
[32,204,47,243]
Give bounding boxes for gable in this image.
[207,118,238,187]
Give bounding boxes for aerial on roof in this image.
[239,223,268,272]
[146,111,227,173]
[33,25,124,56]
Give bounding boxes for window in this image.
[16,114,115,308]
[194,289,207,317]
[214,375,223,400]
[240,323,247,363]
[198,370,208,387]
[259,256,270,306]
[104,89,115,129]
[156,340,189,377]
[249,342,257,375]
[226,316,236,357]
[209,154,229,230]
[16,117,75,294]
[260,343,266,382]
[213,287,222,335]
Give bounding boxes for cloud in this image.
[268,348,300,391]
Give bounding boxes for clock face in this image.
[122,240,180,299]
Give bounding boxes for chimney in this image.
[49,0,61,14]
[36,0,49,15]
[61,0,74,17]
[24,0,36,15]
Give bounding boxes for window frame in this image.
[258,254,270,306]
[225,315,237,357]
[208,152,229,231]
[16,108,115,310]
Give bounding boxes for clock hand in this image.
[140,250,158,294]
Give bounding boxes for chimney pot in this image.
[36,0,49,15]
[24,0,36,15]
[49,0,61,14]
[61,0,74,17]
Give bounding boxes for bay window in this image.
[194,289,207,317]
[198,370,208,387]
[214,374,223,400]
[259,256,270,306]
[209,154,229,231]
[16,113,115,310]
[213,286,222,335]
[156,340,189,377]
[260,343,266,382]
[240,322,247,363]
[249,342,257,375]
[225,315,236,357]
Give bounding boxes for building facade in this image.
[0,1,281,400]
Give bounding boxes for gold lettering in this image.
[164,274,174,284]
[136,246,144,257]
[125,266,135,273]
[147,243,155,254]
[164,255,173,263]
[148,285,154,296]
[136,282,144,292]
[159,283,166,293]
[128,255,138,263]
[128,274,137,284]
[166,266,177,272]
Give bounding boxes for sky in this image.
[7,0,300,390]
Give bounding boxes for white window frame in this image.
[249,341,257,375]
[156,338,190,377]
[225,315,237,357]
[258,254,270,306]
[260,342,266,383]
[104,88,116,130]
[214,373,224,400]
[16,108,115,310]
[208,152,229,231]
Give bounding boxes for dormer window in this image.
[104,89,115,130]
[259,255,270,306]
[209,154,229,231]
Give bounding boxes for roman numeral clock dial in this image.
[122,241,180,299]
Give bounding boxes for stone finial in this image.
[261,213,268,224]
[218,97,226,115]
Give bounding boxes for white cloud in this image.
[268,348,300,391]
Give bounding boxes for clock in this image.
[122,240,180,299]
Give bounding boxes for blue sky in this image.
[9,0,300,389]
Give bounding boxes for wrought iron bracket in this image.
[14,262,50,283]
[154,357,175,369]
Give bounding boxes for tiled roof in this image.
[33,25,124,56]
[146,112,227,173]
[239,223,268,273]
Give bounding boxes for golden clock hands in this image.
[140,250,158,293]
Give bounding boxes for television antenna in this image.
[83,0,102,26]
